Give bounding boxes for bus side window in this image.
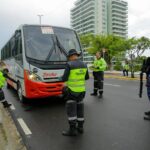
[15,31,23,66]
[3,47,7,59]
[11,37,16,57]
[5,43,9,59]
[1,48,4,60]
[17,36,22,54]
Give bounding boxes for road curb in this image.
[89,73,142,81]
[104,75,140,81]
[0,104,27,150]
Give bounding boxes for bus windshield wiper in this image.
[45,37,55,62]
[27,57,46,64]
[55,35,68,56]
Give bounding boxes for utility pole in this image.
[37,14,43,25]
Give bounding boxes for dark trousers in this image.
[63,87,85,126]
[123,69,128,76]
[147,75,150,101]
[0,89,5,102]
[93,71,104,95]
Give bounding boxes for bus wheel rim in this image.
[18,86,22,101]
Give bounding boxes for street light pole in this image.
[37,14,43,25]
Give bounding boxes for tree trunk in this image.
[130,59,135,78]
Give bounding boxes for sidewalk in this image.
[89,70,143,81]
[104,71,141,81]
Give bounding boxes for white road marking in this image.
[17,118,32,135]
[10,104,16,110]
[104,83,121,87]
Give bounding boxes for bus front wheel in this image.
[17,82,26,103]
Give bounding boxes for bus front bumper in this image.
[25,80,64,99]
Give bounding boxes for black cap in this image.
[67,49,80,57]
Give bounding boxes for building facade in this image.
[107,0,128,38]
[71,0,108,35]
[71,0,128,64]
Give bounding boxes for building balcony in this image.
[73,21,95,30]
[71,14,95,26]
[113,29,128,34]
[112,3,128,11]
[71,9,95,23]
[112,16,128,22]
[112,8,128,14]
[112,12,128,18]
[112,20,128,26]
[113,33,127,38]
[112,0,128,7]
[71,5,94,19]
[71,0,94,15]
[112,24,128,30]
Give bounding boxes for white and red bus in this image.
[1,25,82,102]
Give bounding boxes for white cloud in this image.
[0,0,75,48]
[0,0,150,49]
[128,0,150,38]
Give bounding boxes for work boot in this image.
[2,101,12,108]
[144,116,150,121]
[62,125,77,136]
[77,122,84,134]
[144,111,150,116]
[98,94,103,99]
[90,93,97,96]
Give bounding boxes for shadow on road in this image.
[5,87,66,111]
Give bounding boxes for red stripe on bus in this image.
[7,79,15,88]
[24,70,64,99]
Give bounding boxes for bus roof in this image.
[19,24,75,32]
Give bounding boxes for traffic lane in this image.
[4,89,67,150]
[86,79,150,150]
[104,77,141,88]
[4,78,150,150]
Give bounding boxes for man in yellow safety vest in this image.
[90,52,107,98]
[62,49,89,136]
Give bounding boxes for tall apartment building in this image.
[71,0,128,64]
[108,0,128,38]
[71,0,108,35]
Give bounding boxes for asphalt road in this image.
[4,78,150,150]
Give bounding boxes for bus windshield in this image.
[23,25,81,62]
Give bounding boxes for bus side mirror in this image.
[15,30,21,35]
[15,30,21,40]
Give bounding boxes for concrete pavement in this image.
[4,78,150,150]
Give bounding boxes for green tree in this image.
[125,37,150,78]
[136,36,150,57]
[80,34,127,69]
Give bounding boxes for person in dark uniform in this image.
[62,49,89,136]
[143,57,150,120]
[90,52,107,98]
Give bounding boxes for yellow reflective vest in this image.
[66,68,87,92]
[0,71,6,88]
[124,64,129,70]
[93,58,107,72]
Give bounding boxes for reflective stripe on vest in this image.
[66,68,87,92]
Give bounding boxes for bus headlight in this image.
[28,73,42,82]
